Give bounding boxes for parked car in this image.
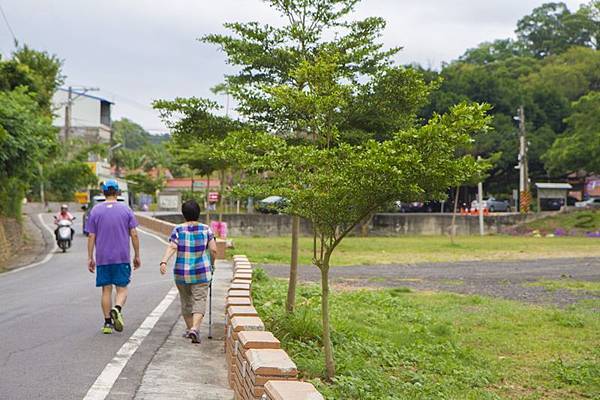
[256,196,288,214]
[541,198,564,211]
[82,194,127,234]
[395,201,444,213]
[575,197,600,209]
[470,197,511,212]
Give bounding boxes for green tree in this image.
[126,172,165,198]
[543,91,600,174]
[0,45,63,113]
[0,87,56,216]
[45,162,97,201]
[222,103,491,380]
[516,1,599,58]
[112,118,150,150]
[203,0,432,314]
[154,97,239,220]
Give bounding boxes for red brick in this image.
[246,349,297,377]
[238,331,280,350]
[264,381,324,400]
[228,289,251,298]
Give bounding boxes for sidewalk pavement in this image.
[133,260,233,400]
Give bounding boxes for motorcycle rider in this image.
[54,204,75,241]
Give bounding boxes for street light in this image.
[108,143,123,165]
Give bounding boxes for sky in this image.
[0,0,588,133]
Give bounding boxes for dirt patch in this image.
[260,258,600,307]
[0,214,53,273]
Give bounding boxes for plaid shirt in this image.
[169,223,215,284]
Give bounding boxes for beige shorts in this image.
[176,283,208,316]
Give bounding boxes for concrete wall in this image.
[153,212,535,237]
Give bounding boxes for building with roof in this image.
[535,182,573,211]
[52,88,114,143]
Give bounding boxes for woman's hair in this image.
[181,200,201,222]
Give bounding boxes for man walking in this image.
[86,180,141,334]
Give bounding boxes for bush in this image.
[0,177,25,219]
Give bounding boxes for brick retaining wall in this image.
[226,255,324,400]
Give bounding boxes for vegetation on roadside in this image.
[525,210,600,235]
[232,235,600,266]
[253,271,600,399]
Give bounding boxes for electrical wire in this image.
[0,2,17,47]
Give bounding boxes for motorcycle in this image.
[55,217,75,253]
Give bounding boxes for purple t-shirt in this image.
[86,201,138,266]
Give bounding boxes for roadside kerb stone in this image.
[227,316,265,388]
[233,332,281,400]
[233,270,252,283]
[262,381,324,400]
[225,255,325,400]
[229,282,252,292]
[243,349,298,400]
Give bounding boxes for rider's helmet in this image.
[61,204,69,212]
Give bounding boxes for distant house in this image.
[52,88,114,143]
[164,178,221,193]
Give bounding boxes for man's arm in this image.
[130,228,141,269]
[87,233,96,273]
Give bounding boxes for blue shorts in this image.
[96,263,131,287]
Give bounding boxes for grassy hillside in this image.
[525,210,600,236]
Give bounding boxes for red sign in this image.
[208,192,220,202]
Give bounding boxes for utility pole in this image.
[477,156,484,236]
[518,105,529,194]
[517,105,530,213]
[64,86,72,141]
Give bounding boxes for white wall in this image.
[52,90,101,128]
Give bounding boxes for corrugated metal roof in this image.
[58,88,114,104]
[535,183,573,190]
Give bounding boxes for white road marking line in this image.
[137,227,169,245]
[1,214,58,277]
[82,286,178,400]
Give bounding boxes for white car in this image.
[575,198,600,209]
[470,197,511,212]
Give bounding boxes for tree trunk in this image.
[286,215,300,313]
[450,186,460,244]
[205,174,211,225]
[219,169,226,221]
[320,257,335,381]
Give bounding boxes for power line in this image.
[0,2,17,47]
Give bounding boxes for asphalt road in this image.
[0,213,178,400]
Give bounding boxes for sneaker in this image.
[102,322,114,334]
[110,307,124,332]
[189,329,201,344]
[182,330,191,338]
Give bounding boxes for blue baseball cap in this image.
[102,179,120,191]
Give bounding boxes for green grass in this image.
[526,210,600,234]
[525,279,600,294]
[232,235,600,266]
[253,274,599,399]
